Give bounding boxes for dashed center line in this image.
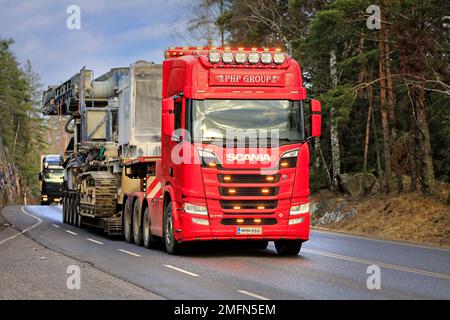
[117,249,141,257]
[164,264,200,277]
[51,224,60,228]
[87,238,104,245]
[237,290,270,300]
[65,230,77,235]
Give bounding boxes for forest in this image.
[188,0,450,198]
[0,0,449,208]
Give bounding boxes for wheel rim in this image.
[143,210,149,244]
[133,205,139,239]
[165,210,173,246]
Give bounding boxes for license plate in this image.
[237,227,262,235]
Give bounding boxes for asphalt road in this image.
[1,205,449,300]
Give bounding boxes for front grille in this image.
[220,200,277,210]
[218,174,280,184]
[221,218,277,225]
[219,187,278,196]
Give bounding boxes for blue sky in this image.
[0,0,196,87]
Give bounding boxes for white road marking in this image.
[237,290,270,300]
[117,249,141,257]
[65,230,78,235]
[51,224,60,228]
[0,206,42,245]
[164,264,200,277]
[302,248,450,280]
[311,228,450,252]
[87,238,103,245]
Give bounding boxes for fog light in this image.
[289,217,304,225]
[192,218,209,226]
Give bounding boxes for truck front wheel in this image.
[274,240,302,256]
[163,202,179,255]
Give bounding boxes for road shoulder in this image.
[0,207,163,300]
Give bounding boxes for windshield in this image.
[44,169,64,183]
[191,100,304,144]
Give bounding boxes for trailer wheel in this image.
[143,207,158,249]
[62,196,68,224]
[132,200,143,246]
[163,202,179,255]
[124,198,133,243]
[274,240,302,256]
[75,194,81,227]
[68,194,74,226]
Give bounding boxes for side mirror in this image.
[310,99,322,138]
[162,98,174,137]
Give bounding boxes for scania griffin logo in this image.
[226,154,271,162]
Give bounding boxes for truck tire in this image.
[68,194,74,226]
[62,196,68,224]
[124,198,133,243]
[74,194,81,227]
[143,207,158,249]
[274,240,302,256]
[163,202,179,255]
[132,200,143,246]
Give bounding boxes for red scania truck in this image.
[43,46,322,255]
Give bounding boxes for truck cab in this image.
[39,155,64,205]
[152,47,322,255]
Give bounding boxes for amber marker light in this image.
[265,175,274,182]
[233,205,241,210]
[237,219,244,223]
[257,205,265,210]
[228,188,236,194]
[280,161,289,168]
[254,219,262,223]
[261,188,270,194]
[223,175,232,182]
[208,161,217,168]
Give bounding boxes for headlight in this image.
[198,149,221,168]
[184,203,208,215]
[279,149,299,168]
[222,52,234,64]
[273,53,286,64]
[290,203,309,215]
[235,52,247,64]
[248,52,259,64]
[208,51,221,63]
[289,217,304,225]
[260,52,272,64]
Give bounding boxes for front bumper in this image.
[175,210,310,243]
